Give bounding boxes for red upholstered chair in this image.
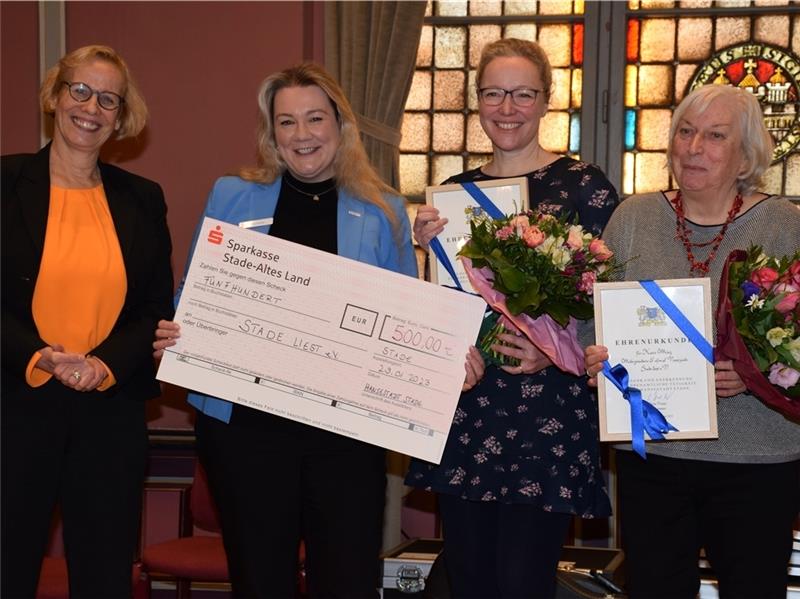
[140,460,229,598]
[141,459,308,598]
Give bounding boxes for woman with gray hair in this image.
[585,84,800,598]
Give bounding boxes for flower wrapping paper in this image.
[462,257,584,375]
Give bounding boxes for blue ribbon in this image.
[602,360,678,459]
[428,182,506,290]
[430,237,463,291]
[461,182,506,220]
[639,280,714,363]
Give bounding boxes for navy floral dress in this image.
[405,157,619,518]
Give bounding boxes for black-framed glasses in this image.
[61,81,124,111]
[478,87,542,107]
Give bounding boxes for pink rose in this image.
[784,261,800,287]
[566,226,584,250]
[589,238,613,262]
[577,271,596,294]
[768,362,800,389]
[522,226,545,248]
[773,283,800,314]
[750,267,779,291]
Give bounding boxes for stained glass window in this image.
[402,1,800,201]
[399,1,586,199]
[624,2,800,196]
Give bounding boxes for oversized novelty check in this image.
[157,217,486,463]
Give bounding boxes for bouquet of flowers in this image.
[716,246,800,418]
[458,209,617,375]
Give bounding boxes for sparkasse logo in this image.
[207,225,223,245]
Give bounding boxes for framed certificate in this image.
[593,279,718,442]
[425,177,528,291]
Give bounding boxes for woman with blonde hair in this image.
[407,38,618,598]
[2,44,174,597]
[153,62,421,598]
[242,63,402,226]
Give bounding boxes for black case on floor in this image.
[380,541,625,598]
[556,546,626,599]
[380,538,443,597]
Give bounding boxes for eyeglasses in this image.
[478,87,542,107]
[61,81,124,111]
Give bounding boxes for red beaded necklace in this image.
[671,190,743,276]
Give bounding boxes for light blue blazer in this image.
[183,176,418,423]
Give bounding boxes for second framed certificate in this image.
[593,279,718,442]
[425,177,528,291]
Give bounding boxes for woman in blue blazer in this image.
[154,63,417,598]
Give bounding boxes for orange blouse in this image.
[26,185,127,389]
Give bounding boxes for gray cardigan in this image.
[600,192,800,464]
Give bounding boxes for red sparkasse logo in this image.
[207,225,223,245]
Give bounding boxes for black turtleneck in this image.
[268,170,338,255]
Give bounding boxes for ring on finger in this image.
[72,370,81,381]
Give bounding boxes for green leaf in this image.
[544,302,571,327]
[506,280,543,315]
[568,301,594,321]
[458,243,487,260]
[495,264,527,292]
[784,384,800,398]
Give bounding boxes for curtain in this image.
[325,1,427,551]
[325,1,426,190]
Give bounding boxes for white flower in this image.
[535,235,561,257]
[753,251,770,268]
[550,247,572,271]
[766,327,790,348]
[745,294,765,311]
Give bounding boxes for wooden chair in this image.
[139,460,229,598]
[140,459,308,598]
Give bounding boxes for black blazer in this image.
[1,144,175,401]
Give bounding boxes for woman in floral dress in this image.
[405,38,619,598]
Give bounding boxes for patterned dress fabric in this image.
[405,157,619,517]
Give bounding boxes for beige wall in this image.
[1,1,324,429]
